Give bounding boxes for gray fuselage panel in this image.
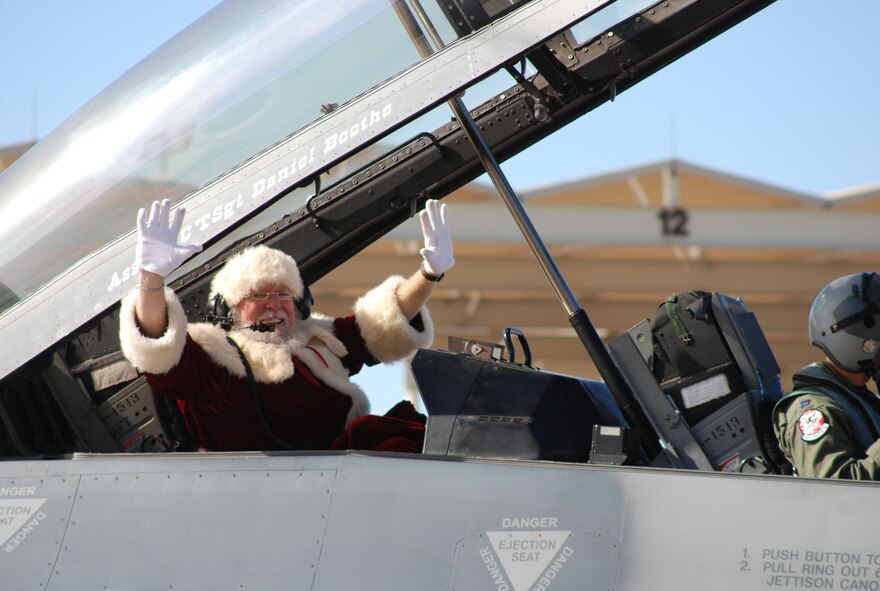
[1,452,876,590]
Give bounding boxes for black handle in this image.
[503,327,532,367]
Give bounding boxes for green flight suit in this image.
[773,362,880,480]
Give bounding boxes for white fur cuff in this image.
[353,275,434,363]
[119,287,189,375]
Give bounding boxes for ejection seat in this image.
[412,291,790,474]
[607,290,790,473]
[69,348,197,454]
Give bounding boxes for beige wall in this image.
[4,142,873,392]
[314,161,880,392]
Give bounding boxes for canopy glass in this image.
[0,0,463,312]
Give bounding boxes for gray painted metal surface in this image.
[2,452,877,590]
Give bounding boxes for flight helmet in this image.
[809,273,880,374]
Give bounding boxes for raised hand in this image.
[419,199,454,278]
[135,199,202,277]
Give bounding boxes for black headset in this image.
[206,286,313,330]
[295,286,314,321]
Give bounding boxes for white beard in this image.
[237,324,309,347]
[231,309,308,347]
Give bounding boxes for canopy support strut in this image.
[391,0,660,456]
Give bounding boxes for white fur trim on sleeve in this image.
[353,275,434,363]
[119,287,189,375]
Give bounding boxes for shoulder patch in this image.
[798,408,830,442]
[799,398,812,409]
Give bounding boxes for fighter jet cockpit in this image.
[0,0,779,466]
[0,0,790,471]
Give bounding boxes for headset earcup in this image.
[295,286,313,320]
[209,294,232,330]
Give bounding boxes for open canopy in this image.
[0,0,773,382]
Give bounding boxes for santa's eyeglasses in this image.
[246,292,294,301]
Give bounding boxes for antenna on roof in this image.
[31,90,39,140]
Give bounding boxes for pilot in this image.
[119,198,454,452]
[773,273,880,479]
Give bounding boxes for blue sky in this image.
[2,0,878,408]
[2,0,878,196]
[502,0,880,197]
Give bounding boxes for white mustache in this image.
[256,310,289,324]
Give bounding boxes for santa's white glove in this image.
[419,199,454,278]
[135,199,202,277]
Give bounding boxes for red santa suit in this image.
[120,273,433,452]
